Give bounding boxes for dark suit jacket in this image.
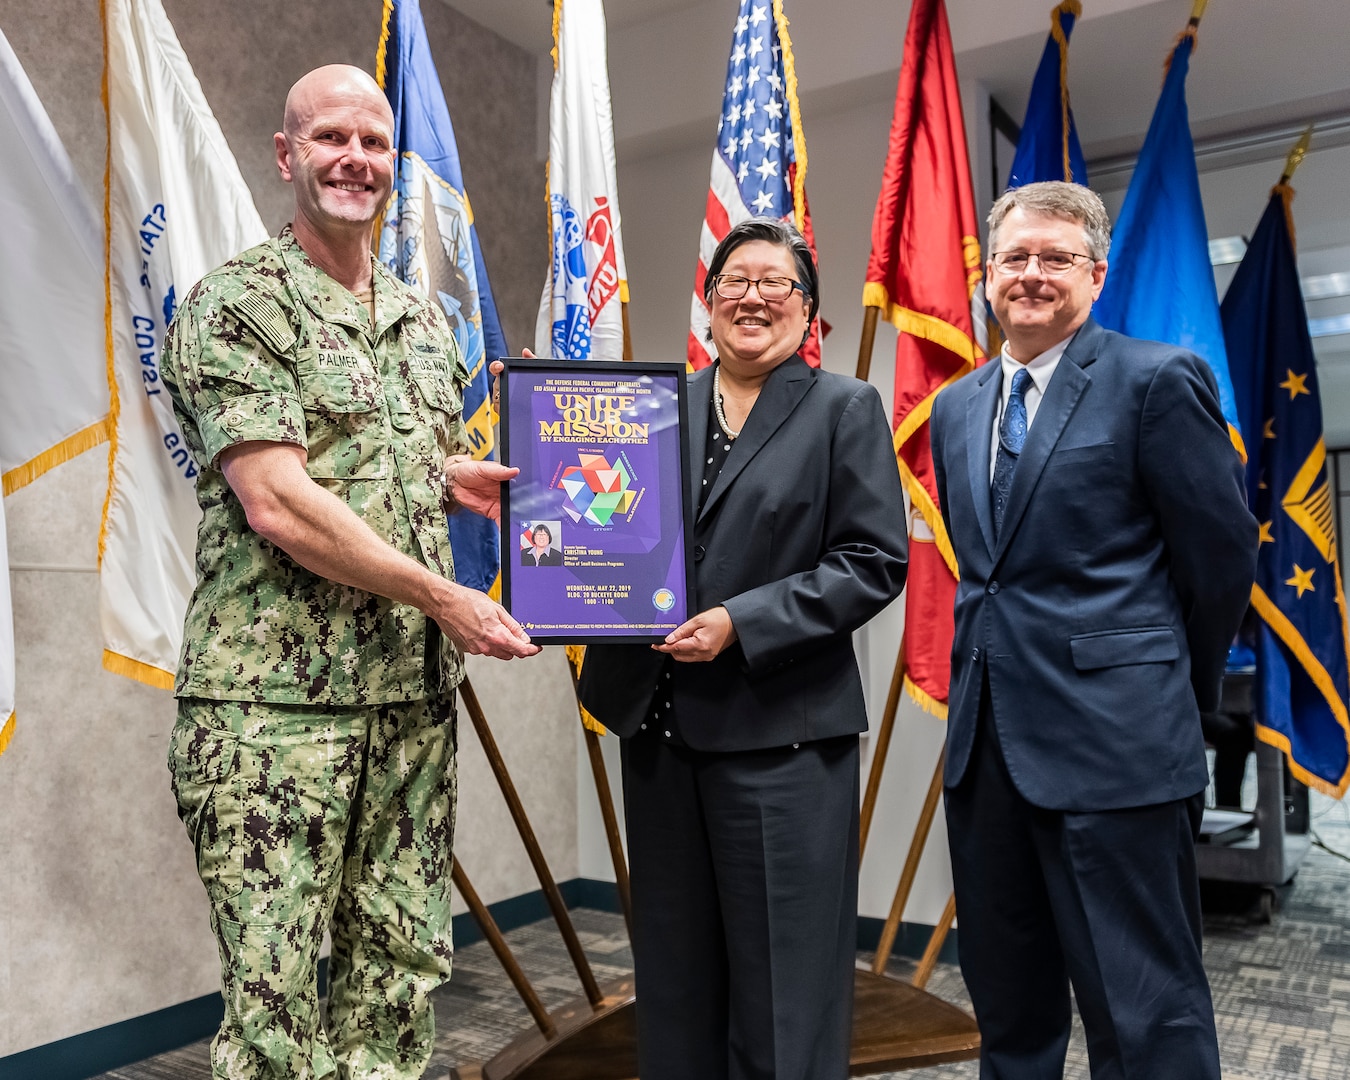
[579,356,909,752]
[930,319,1257,812]
[521,547,561,566]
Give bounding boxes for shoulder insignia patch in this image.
[229,293,298,357]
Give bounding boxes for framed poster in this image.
[499,358,694,644]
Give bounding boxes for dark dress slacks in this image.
[621,728,860,1080]
[945,704,1221,1080]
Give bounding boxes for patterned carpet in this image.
[99,795,1350,1079]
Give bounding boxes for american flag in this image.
[689,0,819,370]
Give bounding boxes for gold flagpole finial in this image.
[1189,0,1209,27]
[1278,125,1314,187]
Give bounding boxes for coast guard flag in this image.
[1007,0,1087,189]
[378,0,508,595]
[1093,24,1243,454]
[536,0,630,364]
[1222,187,1350,797]
[2,28,111,756]
[101,0,268,687]
[862,0,985,715]
[690,0,818,370]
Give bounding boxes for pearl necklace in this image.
[713,365,741,440]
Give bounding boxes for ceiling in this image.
[441,0,1350,370]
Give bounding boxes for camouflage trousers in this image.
[169,694,458,1080]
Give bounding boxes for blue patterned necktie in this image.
[991,368,1032,537]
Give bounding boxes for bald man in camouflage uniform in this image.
[162,65,539,1080]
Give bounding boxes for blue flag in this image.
[1093,30,1243,454]
[1222,189,1350,797]
[1008,0,1087,188]
[378,0,508,595]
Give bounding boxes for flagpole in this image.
[852,299,917,866]
[460,677,606,1008]
[567,305,638,939]
[859,633,906,859]
[451,859,557,1036]
[911,891,957,989]
[856,304,881,381]
[870,750,946,977]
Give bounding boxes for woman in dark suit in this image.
[579,219,908,1080]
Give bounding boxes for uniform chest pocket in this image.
[294,352,388,480]
[408,343,464,413]
[408,347,466,455]
[411,370,461,417]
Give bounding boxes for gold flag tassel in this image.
[1050,0,1083,182]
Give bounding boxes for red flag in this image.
[688,0,820,370]
[864,0,986,716]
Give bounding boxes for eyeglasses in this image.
[990,251,1094,276]
[710,274,808,302]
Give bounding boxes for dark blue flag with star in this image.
[1222,186,1350,797]
[377,0,508,596]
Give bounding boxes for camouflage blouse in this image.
[161,227,469,705]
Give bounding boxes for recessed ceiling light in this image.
[1309,313,1350,339]
[1208,236,1248,265]
[1302,273,1350,301]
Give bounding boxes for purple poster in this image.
[500,360,692,643]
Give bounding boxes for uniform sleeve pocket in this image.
[1070,627,1179,670]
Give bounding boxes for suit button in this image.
[971,648,981,662]
[693,545,705,561]
[987,581,1000,595]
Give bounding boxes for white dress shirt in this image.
[989,335,1074,482]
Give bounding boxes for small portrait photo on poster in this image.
[519,520,563,567]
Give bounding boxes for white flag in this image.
[1,28,112,759]
[0,27,107,496]
[535,0,629,362]
[101,0,268,686]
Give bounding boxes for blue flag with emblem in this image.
[1222,186,1350,798]
[1093,25,1243,456]
[377,0,507,595]
[1007,0,1087,188]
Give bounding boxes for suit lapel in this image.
[965,362,1002,560]
[992,322,1101,560]
[687,365,712,495]
[698,356,815,523]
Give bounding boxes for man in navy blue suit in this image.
[930,181,1256,1079]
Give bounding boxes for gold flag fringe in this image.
[102,650,175,690]
[2,420,109,497]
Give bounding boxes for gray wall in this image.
[0,0,574,1057]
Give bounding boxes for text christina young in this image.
[538,393,651,443]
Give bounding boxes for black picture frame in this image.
[499,358,694,645]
